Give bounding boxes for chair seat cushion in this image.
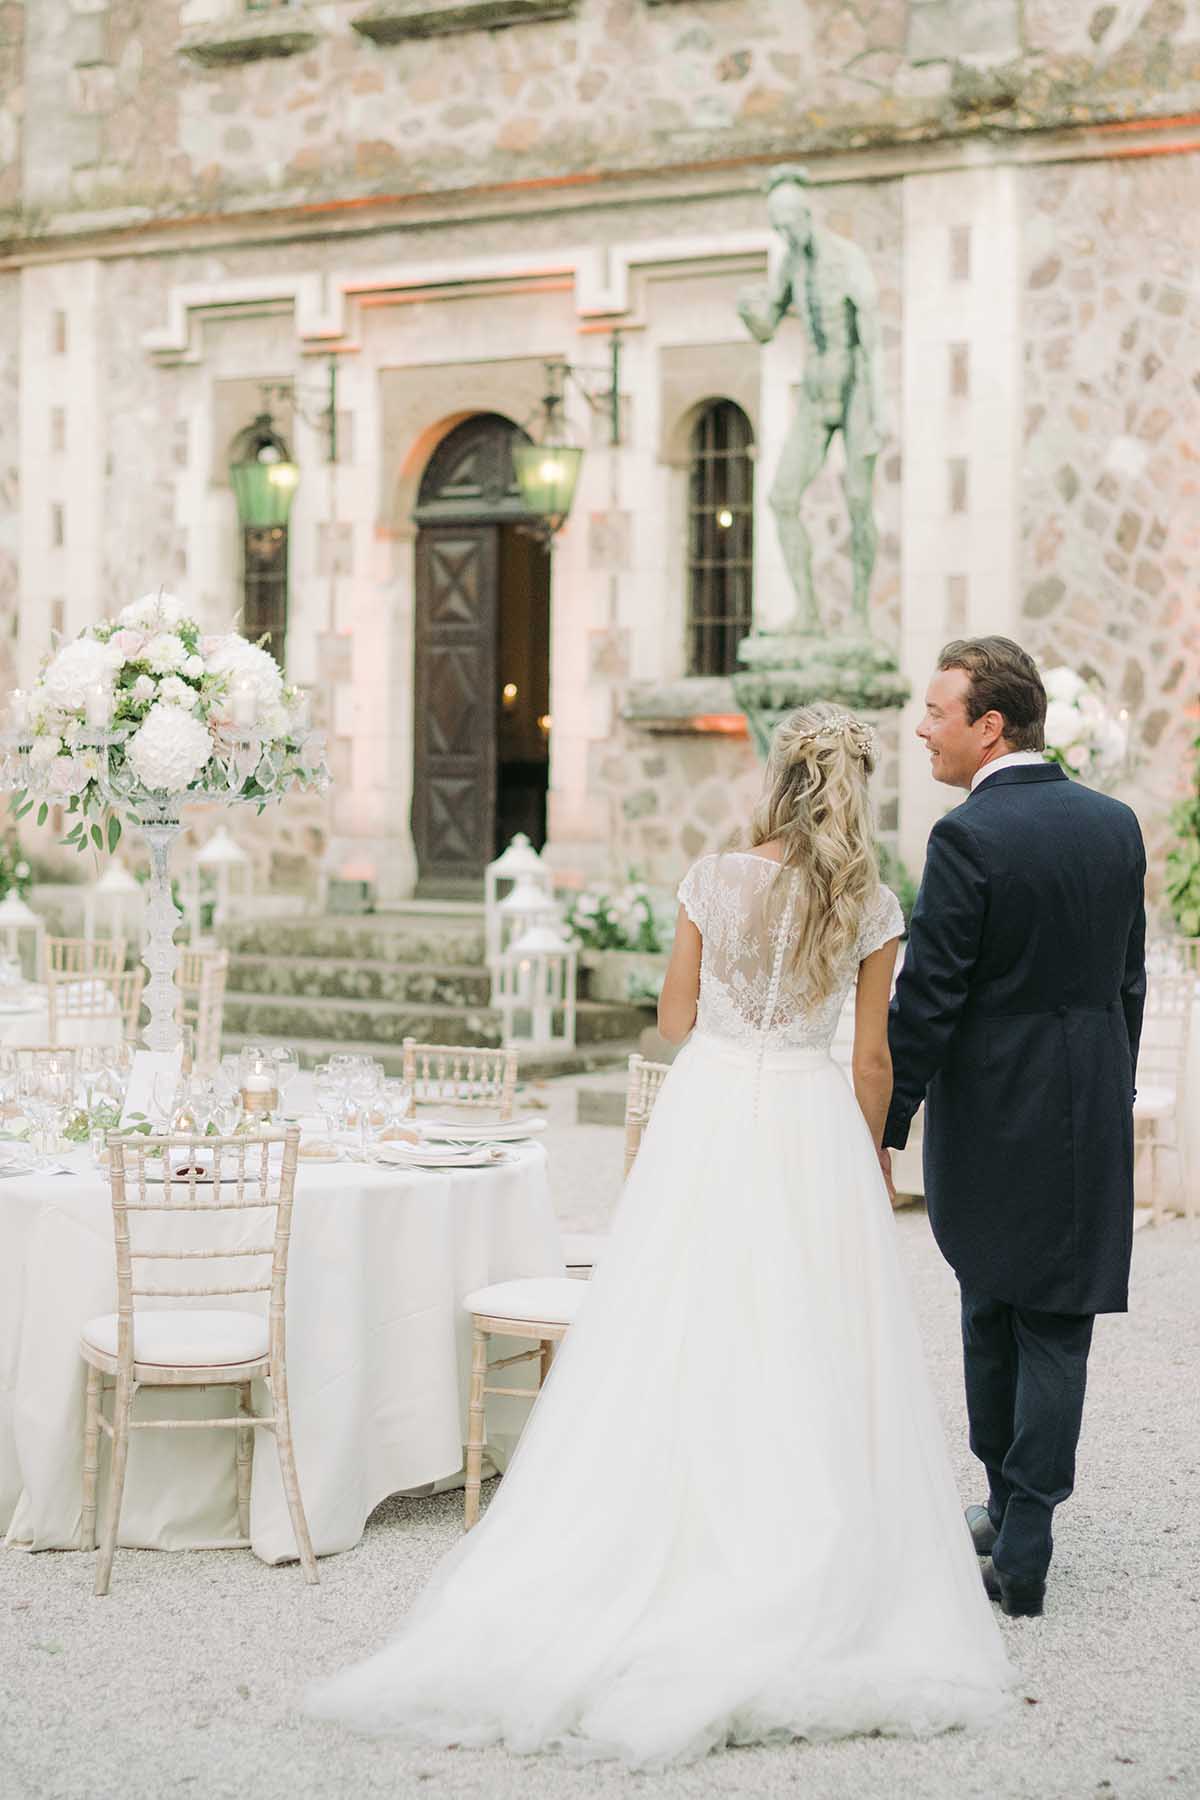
[81,1309,269,1368]
[463,1277,585,1328]
[1134,1086,1175,1121]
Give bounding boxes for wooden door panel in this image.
[413,526,497,889]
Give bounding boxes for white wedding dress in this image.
[307,852,1013,1766]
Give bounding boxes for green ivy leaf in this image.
[90,823,103,850]
[107,815,121,852]
[35,802,48,828]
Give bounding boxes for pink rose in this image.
[110,628,145,660]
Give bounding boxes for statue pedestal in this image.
[732,632,910,759]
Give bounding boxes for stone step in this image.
[221,991,649,1051]
[219,915,488,966]
[226,955,493,1007]
[220,1032,642,1083]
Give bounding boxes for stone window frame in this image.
[179,3,322,68]
[351,0,577,44]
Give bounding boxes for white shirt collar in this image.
[970,751,1047,792]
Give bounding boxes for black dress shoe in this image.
[980,1556,1045,1618]
[965,1504,998,1556]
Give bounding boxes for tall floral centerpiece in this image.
[0,592,328,1052]
[1040,666,1129,788]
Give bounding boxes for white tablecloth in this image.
[0,1143,562,1563]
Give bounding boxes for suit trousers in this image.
[960,1289,1095,1585]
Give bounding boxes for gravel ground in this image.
[3,1089,1198,1800]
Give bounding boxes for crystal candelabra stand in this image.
[0,723,301,1055]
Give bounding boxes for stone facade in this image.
[0,1,1198,905]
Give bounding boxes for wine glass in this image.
[272,1046,300,1117]
[312,1064,343,1140]
[152,1069,183,1129]
[345,1061,384,1161]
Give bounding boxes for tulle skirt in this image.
[306,1032,1013,1766]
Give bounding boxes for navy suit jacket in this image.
[883,764,1146,1314]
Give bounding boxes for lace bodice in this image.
[678,853,904,1053]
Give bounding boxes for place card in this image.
[120,1047,182,1128]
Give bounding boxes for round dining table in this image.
[0,1138,563,1564]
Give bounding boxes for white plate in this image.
[415,1116,547,1145]
[372,1142,515,1170]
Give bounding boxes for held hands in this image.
[876,1146,897,1206]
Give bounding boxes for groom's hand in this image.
[877,1147,897,1205]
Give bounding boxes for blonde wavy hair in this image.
[748,703,881,1005]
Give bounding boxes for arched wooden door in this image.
[412,414,550,895]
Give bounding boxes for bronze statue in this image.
[739,166,885,636]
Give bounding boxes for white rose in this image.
[143,633,187,675]
[1044,699,1083,750]
[1042,666,1085,704]
[131,675,157,705]
[126,703,213,793]
[29,735,60,771]
[181,655,205,680]
[205,635,283,714]
[157,675,198,710]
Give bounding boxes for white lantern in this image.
[494,873,561,965]
[0,891,44,982]
[494,918,577,1051]
[83,861,144,947]
[183,825,253,943]
[485,833,554,967]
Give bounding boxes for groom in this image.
[881,637,1146,1618]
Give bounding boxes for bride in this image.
[307,704,1013,1766]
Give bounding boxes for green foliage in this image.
[0,835,32,900]
[1165,728,1200,938]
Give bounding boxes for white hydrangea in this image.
[38,637,120,714]
[126,703,213,793]
[157,675,199,710]
[118,591,189,631]
[1042,666,1086,704]
[1044,698,1085,750]
[143,633,188,675]
[205,635,283,712]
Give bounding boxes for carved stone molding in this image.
[622,678,746,735]
[352,0,577,43]
[179,9,322,68]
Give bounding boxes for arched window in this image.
[229,415,294,666]
[686,400,754,677]
[242,526,288,663]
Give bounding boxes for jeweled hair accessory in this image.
[807,713,876,760]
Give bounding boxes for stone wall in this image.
[1020,153,1200,892]
[7,0,1200,233]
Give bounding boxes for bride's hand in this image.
[877,1147,897,1204]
